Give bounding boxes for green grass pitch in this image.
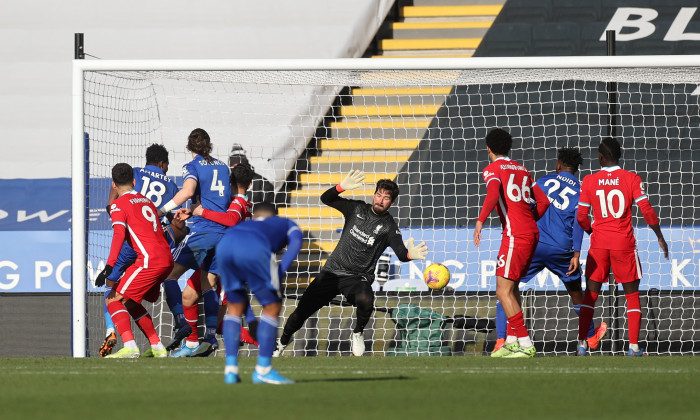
[2,356,699,419]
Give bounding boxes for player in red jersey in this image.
[576,137,668,357]
[169,162,256,357]
[473,128,550,358]
[97,163,175,358]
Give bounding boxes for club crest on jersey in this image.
[374,224,383,234]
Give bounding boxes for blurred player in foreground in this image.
[99,144,186,357]
[576,137,668,356]
[275,171,428,357]
[491,148,607,356]
[474,128,549,358]
[170,162,257,357]
[217,202,303,384]
[97,163,174,358]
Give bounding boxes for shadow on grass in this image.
[296,375,413,384]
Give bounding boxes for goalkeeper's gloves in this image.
[338,169,365,191]
[95,265,113,287]
[407,237,428,260]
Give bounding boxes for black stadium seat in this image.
[552,0,602,22]
[531,23,581,56]
[477,23,532,57]
[497,0,553,23]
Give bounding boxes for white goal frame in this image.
[71,55,700,357]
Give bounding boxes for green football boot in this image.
[104,347,140,359]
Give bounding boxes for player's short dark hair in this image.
[253,201,277,215]
[599,137,622,162]
[557,147,583,173]
[485,128,513,156]
[231,162,254,190]
[187,128,213,162]
[375,179,399,201]
[112,163,134,187]
[145,144,169,165]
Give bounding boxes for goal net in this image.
[72,57,700,357]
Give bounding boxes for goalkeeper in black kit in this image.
[274,170,428,356]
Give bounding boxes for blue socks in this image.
[162,279,185,329]
[202,289,219,342]
[103,288,115,332]
[572,304,596,338]
[257,314,278,368]
[223,314,241,368]
[495,301,507,340]
[245,303,257,325]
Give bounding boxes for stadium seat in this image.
[601,0,651,21]
[531,23,581,56]
[497,0,553,23]
[649,0,695,18]
[551,0,601,23]
[477,23,532,57]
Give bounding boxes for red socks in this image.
[126,303,160,346]
[507,312,528,338]
[107,301,135,343]
[578,290,599,340]
[183,304,199,343]
[626,291,642,344]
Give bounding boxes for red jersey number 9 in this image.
[142,206,159,232]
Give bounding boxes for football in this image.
[423,263,450,290]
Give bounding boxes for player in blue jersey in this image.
[98,144,186,357]
[217,202,303,384]
[491,148,607,357]
[157,128,232,354]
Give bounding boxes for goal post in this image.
[72,56,700,358]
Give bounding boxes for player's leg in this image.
[496,235,537,358]
[200,271,221,348]
[577,248,609,355]
[170,278,202,356]
[277,270,340,355]
[339,276,374,356]
[104,280,140,358]
[563,280,607,349]
[125,298,166,358]
[162,262,193,350]
[100,280,118,357]
[613,249,645,356]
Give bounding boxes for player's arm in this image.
[279,223,304,278]
[159,165,198,216]
[388,229,428,261]
[566,213,584,275]
[576,178,593,234]
[96,209,127,286]
[473,176,500,247]
[193,197,245,227]
[320,170,366,217]
[531,183,550,220]
[633,175,669,259]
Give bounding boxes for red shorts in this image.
[117,265,172,304]
[186,269,227,305]
[496,234,538,281]
[585,248,642,284]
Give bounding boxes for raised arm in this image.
[320,170,366,217]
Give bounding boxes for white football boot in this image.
[351,332,365,356]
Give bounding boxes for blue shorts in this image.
[107,243,137,283]
[520,241,582,284]
[215,231,281,306]
[172,231,223,272]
